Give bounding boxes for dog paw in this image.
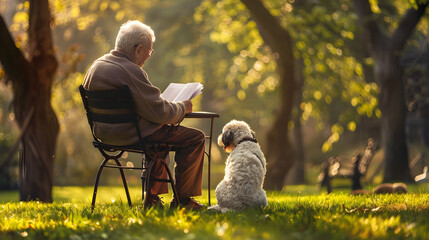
[207,205,233,213]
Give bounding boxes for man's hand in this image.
[183,100,193,114]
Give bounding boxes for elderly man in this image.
[83,20,205,210]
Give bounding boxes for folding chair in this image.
[79,85,179,210]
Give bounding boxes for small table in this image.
[184,111,219,205]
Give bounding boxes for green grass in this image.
[1,185,429,240]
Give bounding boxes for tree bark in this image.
[422,105,429,147]
[291,59,305,184]
[378,52,411,181]
[353,0,427,182]
[0,0,58,202]
[240,0,297,190]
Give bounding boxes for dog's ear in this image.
[251,130,256,139]
[217,134,224,147]
[222,130,234,147]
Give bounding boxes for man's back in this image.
[83,50,186,145]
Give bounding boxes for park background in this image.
[0,0,429,198]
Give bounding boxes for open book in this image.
[161,82,203,101]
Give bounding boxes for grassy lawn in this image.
[1,185,429,239]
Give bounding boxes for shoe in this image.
[145,194,164,209]
[170,198,205,210]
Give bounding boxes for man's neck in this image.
[113,49,133,61]
[112,49,142,67]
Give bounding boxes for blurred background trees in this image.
[354,0,428,183]
[0,0,58,202]
[0,0,428,194]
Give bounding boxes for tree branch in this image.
[0,15,30,84]
[353,0,385,53]
[0,106,34,171]
[391,3,428,52]
[240,0,290,51]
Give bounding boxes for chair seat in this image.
[92,141,177,153]
[93,141,146,152]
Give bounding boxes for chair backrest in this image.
[358,138,378,175]
[79,85,143,142]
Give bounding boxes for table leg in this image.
[207,117,215,206]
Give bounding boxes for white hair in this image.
[114,20,156,54]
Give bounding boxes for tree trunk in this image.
[240,0,297,190]
[354,0,427,183]
[377,54,412,182]
[291,59,305,184]
[422,105,429,147]
[0,0,58,202]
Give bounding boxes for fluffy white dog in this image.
[209,120,268,212]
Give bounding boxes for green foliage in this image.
[196,0,383,152]
[195,0,282,133]
[51,0,154,70]
[1,186,429,239]
[0,84,18,190]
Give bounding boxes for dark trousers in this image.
[141,124,205,198]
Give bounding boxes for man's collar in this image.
[111,50,133,62]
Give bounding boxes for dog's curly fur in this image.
[209,120,268,212]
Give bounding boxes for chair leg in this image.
[352,174,362,190]
[91,159,109,212]
[352,154,362,190]
[321,175,332,193]
[143,160,156,209]
[321,163,332,193]
[326,177,332,193]
[141,155,148,205]
[113,158,132,207]
[142,146,179,209]
[159,160,179,207]
[141,169,146,205]
[142,159,179,209]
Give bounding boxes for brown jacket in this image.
[83,50,186,145]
